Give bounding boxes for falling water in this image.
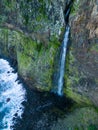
[0,59,26,130]
[57,0,73,96]
[57,26,70,96]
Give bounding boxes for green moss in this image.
[71,0,80,16]
[64,47,92,105]
[16,30,60,91]
[65,87,91,105]
[0,15,7,24]
[38,0,51,5]
[0,27,60,91]
[74,127,79,130]
[90,44,98,53]
[3,0,16,12]
[88,124,97,130]
[52,107,98,130]
[17,52,32,72]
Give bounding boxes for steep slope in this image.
[65,0,98,105]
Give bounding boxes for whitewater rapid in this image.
[0,59,26,130]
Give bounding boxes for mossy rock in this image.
[51,107,98,130]
[0,27,60,91]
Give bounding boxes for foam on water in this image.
[0,59,26,130]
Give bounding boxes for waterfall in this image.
[57,0,73,96]
[57,26,70,96]
[0,59,26,130]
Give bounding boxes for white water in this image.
[57,26,70,96]
[0,59,26,130]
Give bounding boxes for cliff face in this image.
[0,0,67,91]
[66,0,98,105]
[0,0,66,37]
[0,0,98,106]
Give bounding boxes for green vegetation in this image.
[64,47,92,105]
[0,27,60,91]
[0,0,98,108]
[88,124,97,130]
[52,107,98,130]
[70,0,80,16]
[90,43,98,53]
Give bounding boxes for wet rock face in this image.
[66,0,98,106]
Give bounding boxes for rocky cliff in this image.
[0,0,98,106]
[65,0,98,105]
[0,0,66,91]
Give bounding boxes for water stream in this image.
[57,0,73,96]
